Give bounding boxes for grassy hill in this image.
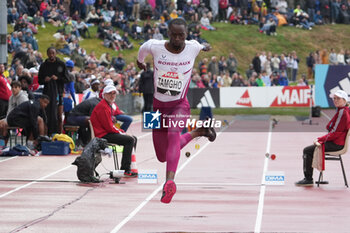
[8,22,350,79]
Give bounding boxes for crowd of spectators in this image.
[4,0,350,98]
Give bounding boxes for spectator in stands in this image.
[132,0,140,21]
[75,74,87,94]
[270,72,280,86]
[99,52,111,67]
[337,49,346,65]
[291,51,300,82]
[245,64,255,79]
[83,79,101,101]
[112,53,126,72]
[279,71,289,86]
[231,73,245,86]
[314,10,325,24]
[262,55,272,76]
[131,21,143,40]
[0,81,29,136]
[208,56,220,76]
[19,75,35,100]
[256,73,264,86]
[329,48,337,65]
[221,73,232,87]
[252,53,261,74]
[219,0,229,22]
[76,18,91,38]
[261,70,271,86]
[183,1,198,21]
[0,64,12,119]
[296,90,350,186]
[248,72,259,86]
[200,13,216,30]
[306,52,315,80]
[271,54,280,73]
[227,52,238,76]
[153,28,164,40]
[86,7,103,24]
[90,85,137,177]
[259,17,277,35]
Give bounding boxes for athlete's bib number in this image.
[156,70,184,96]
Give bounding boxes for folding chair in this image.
[88,120,121,182]
[317,130,350,188]
[7,127,25,148]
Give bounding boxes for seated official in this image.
[66,97,101,146]
[295,90,350,186]
[5,95,50,149]
[90,85,137,177]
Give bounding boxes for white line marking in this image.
[177,182,262,186]
[0,156,18,163]
[0,165,73,199]
[137,132,152,139]
[110,122,232,233]
[254,120,273,233]
[321,111,331,120]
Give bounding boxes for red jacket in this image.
[90,99,124,138]
[0,75,11,101]
[318,106,350,146]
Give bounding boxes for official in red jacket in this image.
[296,90,350,186]
[90,85,137,177]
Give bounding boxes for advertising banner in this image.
[315,65,350,107]
[219,86,312,108]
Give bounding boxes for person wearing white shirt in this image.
[137,18,216,204]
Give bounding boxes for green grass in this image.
[8,22,350,77]
[191,107,309,116]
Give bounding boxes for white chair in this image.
[317,130,350,188]
[88,120,120,171]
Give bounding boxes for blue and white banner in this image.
[315,65,350,107]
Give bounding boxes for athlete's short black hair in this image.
[40,94,50,101]
[168,18,187,30]
[47,46,56,53]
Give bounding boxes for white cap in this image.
[109,67,115,72]
[103,85,117,95]
[29,67,38,73]
[330,90,348,101]
[104,79,114,86]
[91,79,100,86]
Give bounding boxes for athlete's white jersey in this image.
[138,39,204,102]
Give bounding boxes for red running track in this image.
[0,112,349,233]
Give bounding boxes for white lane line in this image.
[321,111,331,120]
[137,132,152,139]
[110,122,232,233]
[254,120,273,233]
[0,165,73,199]
[0,156,18,163]
[177,182,262,186]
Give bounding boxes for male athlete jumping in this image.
[137,18,216,204]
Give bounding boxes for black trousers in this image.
[303,142,344,180]
[0,99,8,119]
[102,133,135,171]
[142,93,153,113]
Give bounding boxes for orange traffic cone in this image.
[131,154,138,174]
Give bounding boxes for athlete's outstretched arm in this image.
[137,40,152,71]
